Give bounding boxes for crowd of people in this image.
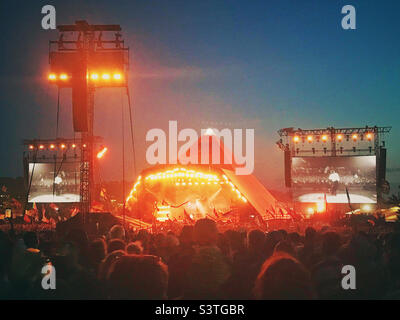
[1,217,400,299]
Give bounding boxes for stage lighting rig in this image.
[47,20,129,217]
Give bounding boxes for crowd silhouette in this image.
[1,217,400,299]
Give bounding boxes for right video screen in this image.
[292,155,377,204]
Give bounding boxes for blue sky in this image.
[0,0,400,190]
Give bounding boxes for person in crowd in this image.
[183,219,231,299]
[107,254,168,299]
[254,252,316,299]
[107,238,126,254]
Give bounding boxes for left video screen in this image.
[28,163,80,203]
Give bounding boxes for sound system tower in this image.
[72,55,88,132]
[284,149,292,188]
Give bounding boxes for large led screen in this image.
[292,156,376,204]
[28,163,80,203]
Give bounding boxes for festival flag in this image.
[70,207,79,218]
[183,209,194,223]
[32,202,37,211]
[42,214,49,223]
[24,214,31,223]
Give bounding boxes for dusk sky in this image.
[1,0,400,190]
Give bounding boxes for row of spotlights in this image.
[28,143,87,150]
[293,133,373,143]
[48,72,123,81]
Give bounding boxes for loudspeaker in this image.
[284,150,292,188]
[72,55,88,132]
[378,147,386,183]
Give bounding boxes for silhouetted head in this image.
[107,254,168,299]
[109,224,125,241]
[254,252,315,299]
[194,218,218,246]
[107,238,126,254]
[248,229,265,252]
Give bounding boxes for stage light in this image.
[60,144,66,149]
[113,73,122,80]
[72,144,77,148]
[361,204,372,213]
[102,73,110,80]
[307,135,313,142]
[337,134,343,141]
[321,135,328,142]
[39,145,45,150]
[29,145,34,150]
[59,73,68,80]
[307,207,314,215]
[366,133,373,141]
[49,144,55,150]
[48,73,57,81]
[97,147,108,159]
[316,201,325,213]
[82,144,87,148]
[293,136,300,143]
[352,134,358,141]
[91,73,99,80]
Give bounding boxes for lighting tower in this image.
[47,20,129,221]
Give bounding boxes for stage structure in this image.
[277,126,391,214]
[47,21,129,220]
[126,131,290,224]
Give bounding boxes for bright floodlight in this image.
[48,73,57,81]
[293,136,300,143]
[91,73,99,80]
[60,73,68,80]
[337,134,343,141]
[102,73,110,80]
[352,134,358,141]
[97,146,108,159]
[113,73,122,80]
[204,128,216,136]
[321,135,328,142]
[307,135,313,142]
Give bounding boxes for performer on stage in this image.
[328,169,340,196]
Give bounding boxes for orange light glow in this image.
[91,73,99,80]
[39,145,45,150]
[366,133,373,141]
[321,135,328,142]
[49,144,55,150]
[307,135,313,142]
[82,144,87,148]
[72,144,77,148]
[59,73,68,80]
[48,73,57,81]
[29,145,34,150]
[307,207,314,215]
[60,144,66,149]
[337,134,343,141]
[293,136,300,143]
[97,147,108,159]
[102,73,110,80]
[113,73,122,80]
[352,134,358,141]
